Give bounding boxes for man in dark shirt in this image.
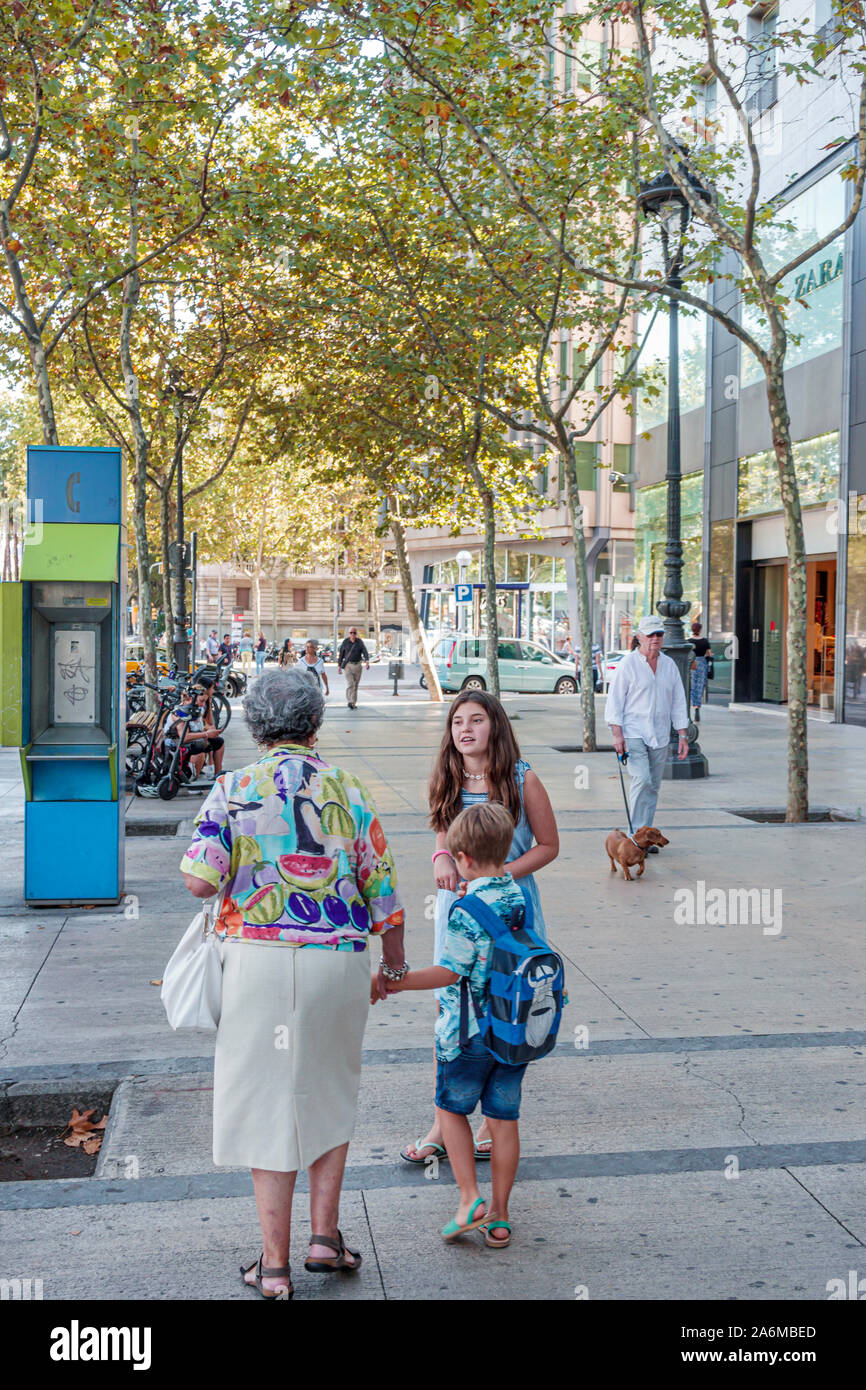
[337,626,370,708]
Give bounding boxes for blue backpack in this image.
[453,888,565,1066]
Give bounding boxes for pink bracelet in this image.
[432,850,455,866]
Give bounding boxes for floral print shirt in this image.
[180,743,404,948]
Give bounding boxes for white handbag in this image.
[161,891,225,1030]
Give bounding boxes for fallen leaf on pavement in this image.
[61,1107,107,1148]
[149,979,163,986]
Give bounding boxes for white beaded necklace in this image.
[464,769,488,782]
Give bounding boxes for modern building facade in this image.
[634,2,866,725]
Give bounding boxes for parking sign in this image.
[454,583,472,604]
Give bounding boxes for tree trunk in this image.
[120,159,157,706]
[271,574,278,643]
[370,571,382,652]
[563,447,597,750]
[0,207,59,445]
[160,485,174,660]
[766,361,809,821]
[480,488,501,697]
[392,517,443,700]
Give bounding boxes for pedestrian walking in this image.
[205,629,220,661]
[218,633,233,663]
[239,630,253,673]
[337,626,370,708]
[180,667,406,1299]
[300,639,330,695]
[605,614,689,847]
[689,620,712,723]
[254,631,267,674]
[400,689,558,1167]
[278,637,296,668]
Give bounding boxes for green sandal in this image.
[442,1197,488,1242]
[482,1218,512,1249]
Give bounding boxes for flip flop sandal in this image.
[473,1135,493,1161]
[304,1230,362,1274]
[482,1219,512,1249]
[442,1197,488,1242]
[400,1137,448,1166]
[239,1253,294,1300]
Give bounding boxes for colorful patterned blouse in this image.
[180,743,404,948]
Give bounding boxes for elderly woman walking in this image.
[180,667,406,1299]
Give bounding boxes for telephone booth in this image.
[8,446,126,905]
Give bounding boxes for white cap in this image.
[636,614,665,636]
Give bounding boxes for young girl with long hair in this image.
[400,690,559,1170]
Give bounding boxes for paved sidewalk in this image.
[1,691,864,1301]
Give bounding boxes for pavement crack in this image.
[681,1055,761,1146]
[781,1167,866,1246]
[554,951,653,1039]
[0,918,67,1064]
[359,1189,387,1300]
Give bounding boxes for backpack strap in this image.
[451,887,533,939]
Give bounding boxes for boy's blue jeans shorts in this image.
[435,1034,528,1121]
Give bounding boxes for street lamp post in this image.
[637,160,710,779]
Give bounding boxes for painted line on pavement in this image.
[2,1029,864,1088]
[2,1139,865,1212]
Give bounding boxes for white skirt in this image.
[213,942,370,1172]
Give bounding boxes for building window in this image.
[737,431,839,518]
[574,441,598,493]
[384,590,398,613]
[357,590,367,611]
[613,444,633,492]
[292,589,307,612]
[559,337,569,389]
[236,587,251,610]
[815,0,845,49]
[746,5,778,115]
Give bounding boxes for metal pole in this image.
[658,257,708,779]
[173,429,190,676]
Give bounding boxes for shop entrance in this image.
[735,556,836,708]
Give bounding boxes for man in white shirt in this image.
[605,614,689,845]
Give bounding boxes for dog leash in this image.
[616,750,636,836]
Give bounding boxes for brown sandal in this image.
[304,1230,362,1274]
[240,1252,294,1300]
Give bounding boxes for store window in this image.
[737,431,839,517]
[384,590,398,613]
[634,472,703,620]
[636,307,708,434]
[741,171,845,388]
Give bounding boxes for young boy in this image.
[381,801,528,1248]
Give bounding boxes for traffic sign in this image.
[455,583,473,604]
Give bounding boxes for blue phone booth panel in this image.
[25,801,122,903]
[27,447,122,525]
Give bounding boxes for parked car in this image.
[436,636,577,695]
[125,639,169,682]
[601,650,628,685]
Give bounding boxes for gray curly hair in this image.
[243,666,325,746]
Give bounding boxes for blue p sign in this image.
[455,583,472,604]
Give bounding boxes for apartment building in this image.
[194,561,409,653]
[406,10,638,658]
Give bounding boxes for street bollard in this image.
[388,660,404,696]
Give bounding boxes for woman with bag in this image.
[178,666,406,1299]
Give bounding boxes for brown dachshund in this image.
[606,826,670,880]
